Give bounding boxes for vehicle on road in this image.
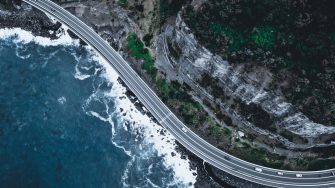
[277,172,284,176]
[182,127,188,133]
[296,174,303,178]
[255,167,262,173]
[332,171,335,176]
[224,156,230,161]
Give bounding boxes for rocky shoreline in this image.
[0,5,61,39]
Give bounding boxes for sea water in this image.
[0,28,196,188]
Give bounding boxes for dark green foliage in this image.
[142,34,153,46]
[210,124,225,136]
[307,159,335,171]
[279,130,308,144]
[251,26,276,49]
[127,33,157,80]
[155,78,205,126]
[199,73,224,99]
[216,111,234,127]
[208,22,246,52]
[127,33,207,127]
[135,4,144,12]
[237,100,276,132]
[166,39,182,60]
[159,0,188,23]
[223,127,232,137]
[118,0,128,8]
[236,147,284,169]
[0,0,14,10]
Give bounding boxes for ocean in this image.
[0,27,196,188]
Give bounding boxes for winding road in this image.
[24,0,335,187]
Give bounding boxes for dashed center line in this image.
[158,112,172,124]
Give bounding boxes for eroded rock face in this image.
[157,13,335,150]
[61,0,142,51]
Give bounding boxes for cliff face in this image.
[156,13,335,151]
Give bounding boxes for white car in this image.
[182,127,188,133]
[277,172,284,175]
[296,174,303,178]
[255,167,262,173]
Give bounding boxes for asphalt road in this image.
[23,0,335,187]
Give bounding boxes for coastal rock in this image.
[0,2,61,39]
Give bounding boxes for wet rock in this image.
[67,29,87,45]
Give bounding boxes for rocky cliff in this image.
[156,13,335,155]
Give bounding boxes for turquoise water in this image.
[0,31,195,188]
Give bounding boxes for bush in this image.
[127,33,157,79]
[118,0,128,8]
[251,26,276,49]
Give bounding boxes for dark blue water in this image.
[0,32,194,188]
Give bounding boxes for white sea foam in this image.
[86,46,197,188]
[57,96,67,104]
[0,26,197,187]
[0,27,79,46]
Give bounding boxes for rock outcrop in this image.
[156,13,335,152]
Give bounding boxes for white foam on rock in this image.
[0,26,197,187]
[87,47,197,187]
[0,27,79,47]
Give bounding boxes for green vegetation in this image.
[159,0,187,23]
[0,0,14,10]
[307,159,335,171]
[251,26,276,49]
[127,33,157,80]
[210,123,232,138]
[209,22,246,52]
[193,101,203,110]
[330,32,335,45]
[155,78,205,126]
[166,40,182,60]
[127,33,206,126]
[210,124,224,136]
[118,0,128,8]
[279,130,308,144]
[231,146,284,169]
[127,33,146,59]
[142,34,153,46]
